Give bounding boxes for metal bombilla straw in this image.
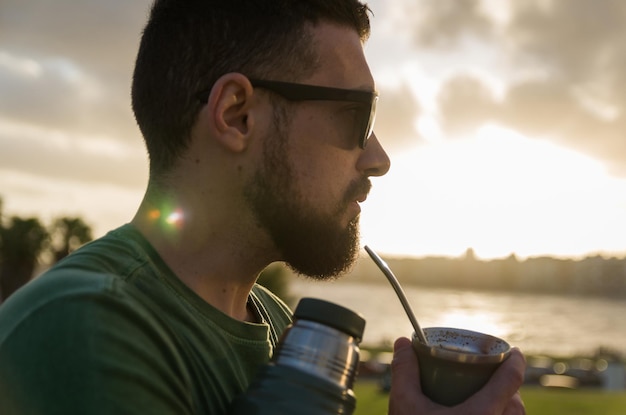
[364,245,429,346]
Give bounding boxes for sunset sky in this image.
[2,0,626,260]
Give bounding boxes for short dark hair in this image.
[131,0,372,178]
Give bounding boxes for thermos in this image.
[231,297,366,414]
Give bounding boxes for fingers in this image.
[503,391,526,415]
[465,347,526,414]
[388,337,422,415]
[388,339,527,415]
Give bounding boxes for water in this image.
[291,279,626,357]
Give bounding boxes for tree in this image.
[0,194,94,301]
[0,217,49,301]
[50,217,93,263]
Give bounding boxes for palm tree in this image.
[0,217,49,301]
[50,217,93,263]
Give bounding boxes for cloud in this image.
[401,0,626,177]
[437,75,497,137]
[0,52,137,140]
[0,120,147,189]
[375,84,422,150]
[499,80,626,173]
[407,0,494,48]
[0,0,149,72]
[507,0,626,87]
[0,0,150,140]
[0,0,151,193]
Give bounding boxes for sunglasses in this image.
[248,78,378,149]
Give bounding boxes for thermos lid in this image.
[294,298,366,341]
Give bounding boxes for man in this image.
[0,0,525,414]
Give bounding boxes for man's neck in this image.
[130,189,274,321]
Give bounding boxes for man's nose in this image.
[357,132,391,177]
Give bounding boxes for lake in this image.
[291,279,626,357]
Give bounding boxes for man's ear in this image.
[205,73,255,153]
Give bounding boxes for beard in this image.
[244,116,370,280]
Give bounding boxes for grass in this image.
[520,387,626,415]
[353,381,626,415]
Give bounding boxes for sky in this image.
[1,0,626,260]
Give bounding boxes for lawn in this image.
[353,381,626,415]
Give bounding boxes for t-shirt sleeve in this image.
[0,271,195,415]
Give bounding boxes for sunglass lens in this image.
[361,96,378,148]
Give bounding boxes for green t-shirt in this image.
[0,224,293,414]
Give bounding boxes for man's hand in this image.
[388,337,526,415]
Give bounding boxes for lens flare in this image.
[166,209,184,227]
[145,206,185,233]
[148,209,161,220]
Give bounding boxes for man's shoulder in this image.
[9,223,158,309]
[52,223,149,276]
[0,224,159,343]
[0,262,193,415]
[0,266,138,342]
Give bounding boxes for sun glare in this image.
[435,309,507,339]
[362,125,626,259]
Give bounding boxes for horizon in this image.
[361,248,626,262]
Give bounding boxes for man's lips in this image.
[348,179,372,205]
